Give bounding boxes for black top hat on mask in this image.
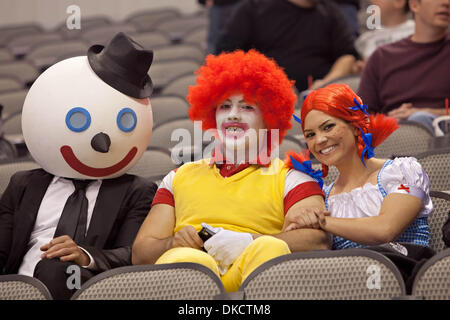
[87,32,153,99]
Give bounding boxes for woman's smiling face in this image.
[303,109,359,167]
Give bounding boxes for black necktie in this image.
[54,179,91,243]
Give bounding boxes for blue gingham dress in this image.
[324,157,433,250]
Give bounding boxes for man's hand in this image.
[172,225,204,250]
[283,207,330,232]
[40,235,90,266]
[351,60,367,74]
[387,103,416,120]
[204,227,253,275]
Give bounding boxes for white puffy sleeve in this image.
[379,157,433,217]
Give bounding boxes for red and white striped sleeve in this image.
[283,169,324,215]
[151,169,177,207]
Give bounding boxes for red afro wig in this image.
[285,84,399,175]
[187,50,297,148]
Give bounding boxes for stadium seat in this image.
[0,274,52,300]
[127,146,178,180]
[153,13,208,42]
[71,263,226,300]
[126,8,181,31]
[153,43,205,64]
[0,61,39,86]
[149,58,200,91]
[411,247,450,299]
[297,89,312,109]
[7,32,62,57]
[149,116,199,150]
[323,165,340,186]
[26,39,90,70]
[0,24,43,45]
[238,249,406,299]
[183,26,207,51]
[150,94,190,127]
[284,116,303,141]
[0,159,40,194]
[319,75,361,93]
[53,50,90,65]
[159,72,197,98]
[374,120,434,159]
[0,76,23,92]
[278,136,305,160]
[56,16,112,39]
[432,115,450,137]
[0,89,28,117]
[129,31,172,50]
[416,147,450,192]
[428,191,450,253]
[3,110,24,146]
[0,47,14,62]
[80,24,138,46]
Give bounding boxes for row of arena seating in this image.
[0,6,449,301]
[0,146,448,256]
[1,245,450,300]
[0,7,208,161]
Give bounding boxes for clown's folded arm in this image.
[0,33,158,300]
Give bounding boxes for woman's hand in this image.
[283,207,331,232]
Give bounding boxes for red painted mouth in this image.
[221,122,249,139]
[60,145,137,177]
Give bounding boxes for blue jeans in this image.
[408,111,438,134]
[207,3,240,54]
[338,3,360,37]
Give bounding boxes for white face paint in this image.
[215,94,266,159]
[22,56,153,179]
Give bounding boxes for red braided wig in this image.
[187,50,297,148]
[285,84,399,175]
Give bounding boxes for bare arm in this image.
[255,195,332,252]
[132,203,205,265]
[132,204,176,265]
[388,103,447,120]
[321,193,422,245]
[311,55,356,89]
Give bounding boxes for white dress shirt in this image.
[18,176,102,277]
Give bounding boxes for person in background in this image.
[198,0,242,54]
[333,0,362,37]
[284,83,435,293]
[357,0,450,132]
[132,50,330,292]
[216,0,359,92]
[353,0,415,73]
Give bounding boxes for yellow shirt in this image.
[172,158,288,235]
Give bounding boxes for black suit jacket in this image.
[0,169,157,275]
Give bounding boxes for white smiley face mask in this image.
[22,56,153,180]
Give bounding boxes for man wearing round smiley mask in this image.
[0,33,157,299]
[132,50,331,292]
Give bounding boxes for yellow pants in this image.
[156,236,291,292]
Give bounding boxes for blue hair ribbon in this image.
[293,114,301,125]
[359,127,374,167]
[290,156,324,189]
[348,97,369,116]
